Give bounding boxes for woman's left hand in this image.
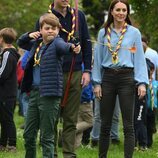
[138,84,146,99]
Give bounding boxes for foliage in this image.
[129,0,158,50]
[0,0,52,37]
[82,0,109,38]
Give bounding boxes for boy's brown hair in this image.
[39,13,61,29]
[0,28,17,44]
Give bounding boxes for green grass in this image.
[0,107,158,158]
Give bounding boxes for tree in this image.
[130,0,158,50]
[0,0,107,39]
[82,0,109,38]
[0,0,51,37]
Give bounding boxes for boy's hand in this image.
[71,44,81,54]
[29,31,41,39]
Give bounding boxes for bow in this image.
[61,0,79,107]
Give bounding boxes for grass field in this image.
[0,107,158,158]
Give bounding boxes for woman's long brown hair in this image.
[103,0,132,35]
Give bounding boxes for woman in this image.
[92,0,149,158]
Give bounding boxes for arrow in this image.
[88,39,136,53]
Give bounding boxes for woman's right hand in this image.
[94,85,102,100]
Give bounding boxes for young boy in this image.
[134,90,147,151]
[0,28,20,152]
[75,64,93,149]
[134,58,158,151]
[17,13,80,158]
[146,58,158,148]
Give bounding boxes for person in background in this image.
[0,27,20,152]
[17,13,81,158]
[92,0,148,158]
[19,50,31,129]
[134,88,147,151]
[16,48,25,116]
[21,50,30,119]
[142,35,158,80]
[145,59,158,148]
[75,64,93,148]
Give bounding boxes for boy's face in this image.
[40,23,59,44]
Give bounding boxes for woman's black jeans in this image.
[99,68,135,158]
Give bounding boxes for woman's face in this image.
[111,2,128,23]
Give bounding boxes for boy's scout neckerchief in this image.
[48,3,76,42]
[107,22,127,64]
[33,42,43,66]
